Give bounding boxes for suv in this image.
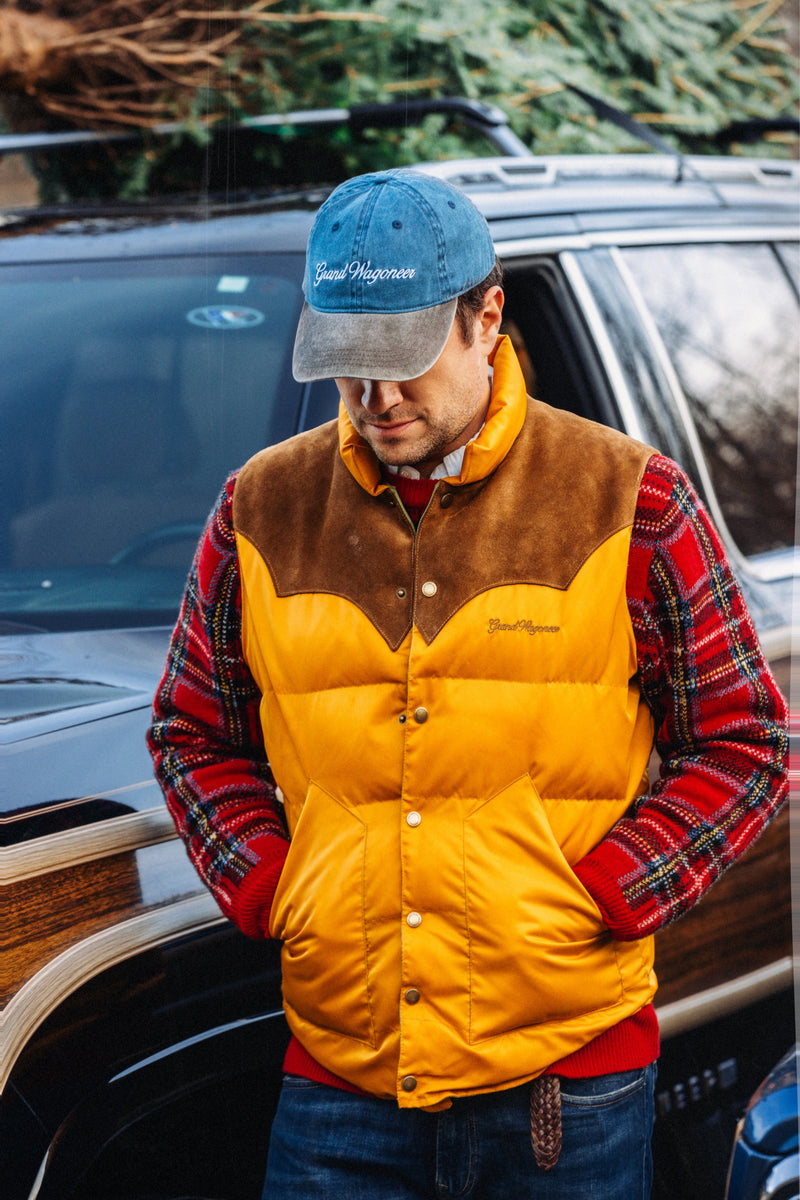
[2,100,796,1200]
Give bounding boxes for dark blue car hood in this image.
[2,626,171,837]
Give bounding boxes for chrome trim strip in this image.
[585,225,799,248]
[558,251,646,441]
[494,225,798,259]
[495,234,593,256]
[0,805,177,885]
[1,892,225,1090]
[2,780,158,825]
[26,1153,47,1200]
[656,956,794,1040]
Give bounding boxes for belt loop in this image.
[529,1075,562,1171]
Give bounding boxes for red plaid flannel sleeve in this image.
[574,455,789,940]
[147,475,289,938]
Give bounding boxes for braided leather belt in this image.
[529,1075,562,1170]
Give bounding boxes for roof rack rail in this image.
[0,97,531,160]
[715,116,800,145]
[346,99,530,157]
[414,152,800,194]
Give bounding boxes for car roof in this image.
[417,155,800,242]
[0,152,797,264]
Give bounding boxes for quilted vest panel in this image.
[233,348,657,1106]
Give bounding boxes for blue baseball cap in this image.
[292,169,496,382]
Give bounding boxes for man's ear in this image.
[477,286,504,351]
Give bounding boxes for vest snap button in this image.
[406,911,422,928]
[396,587,407,598]
[421,581,437,597]
[413,707,428,724]
[402,1075,418,1092]
[405,988,421,1005]
[440,492,454,508]
[406,811,421,827]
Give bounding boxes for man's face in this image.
[336,287,503,477]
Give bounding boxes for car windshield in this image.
[1,254,305,633]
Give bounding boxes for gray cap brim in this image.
[292,297,458,382]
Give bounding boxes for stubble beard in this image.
[367,421,468,474]
[361,397,484,473]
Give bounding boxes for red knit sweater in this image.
[148,453,788,1093]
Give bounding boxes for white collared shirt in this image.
[394,438,474,481]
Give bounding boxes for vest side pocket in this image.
[464,773,625,1043]
[269,782,377,1046]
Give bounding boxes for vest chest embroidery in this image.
[487,619,561,635]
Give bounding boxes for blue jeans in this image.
[262,1064,656,1199]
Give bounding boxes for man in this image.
[148,169,788,1199]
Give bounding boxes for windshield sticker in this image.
[217,275,250,293]
[187,305,264,330]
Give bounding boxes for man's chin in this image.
[368,437,420,467]
[361,426,440,472]
[374,446,411,467]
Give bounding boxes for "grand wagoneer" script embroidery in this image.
[487,619,560,635]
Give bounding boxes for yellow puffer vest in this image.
[233,336,657,1108]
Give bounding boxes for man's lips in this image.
[363,417,419,435]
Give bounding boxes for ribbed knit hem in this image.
[281,1006,660,1095]
[572,854,653,941]
[229,834,290,939]
[283,1038,367,1094]
[545,1005,659,1077]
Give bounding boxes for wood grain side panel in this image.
[3,841,205,1008]
[654,804,791,1006]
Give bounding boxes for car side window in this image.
[620,242,798,561]
[500,261,619,429]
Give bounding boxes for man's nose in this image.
[360,380,404,412]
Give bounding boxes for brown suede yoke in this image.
[233,402,654,650]
[234,420,416,651]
